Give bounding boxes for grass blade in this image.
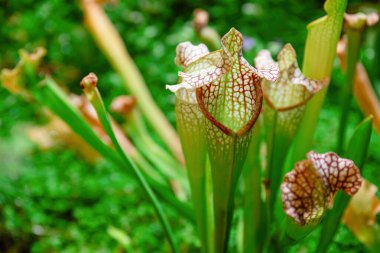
[33,78,194,222]
[80,74,179,253]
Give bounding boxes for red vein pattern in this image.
[281,151,362,225]
[254,44,328,138]
[168,28,278,136]
[167,28,280,253]
[175,42,209,68]
[255,43,327,112]
[194,28,273,135]
[171,42,209,137]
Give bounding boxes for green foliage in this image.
[0,138,196,252]
[1,0,379,252]
[316,116,373,253]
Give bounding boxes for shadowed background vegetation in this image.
[0,0,379,252]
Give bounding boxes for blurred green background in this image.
[0,0,379,252]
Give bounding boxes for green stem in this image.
[128,111,186,180]
[315,116,373,253]
[271,218,315,253]
[192,158,214,253]
[270,229,291,253]
[315,191,349,252]
[265,106,302,226]
[213,182,234,253]
[175,95,214,253]
[337,28,363,154]
[286,87,327,163]
[211,132,252,253]
[132,152,170,187]
[266,111,292,214]
[133,137,190,199]
[212,135,241,253]
[287,0,347,165]
[243,123,266,253]
[266,110,279,212]
[89,88,179,253]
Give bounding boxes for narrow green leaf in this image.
[337,13,374,154]
[315,116,373,253]
[34,78,118,160]
[80,73,178,253]
[242,122,266,253]
[33,78,195,222]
